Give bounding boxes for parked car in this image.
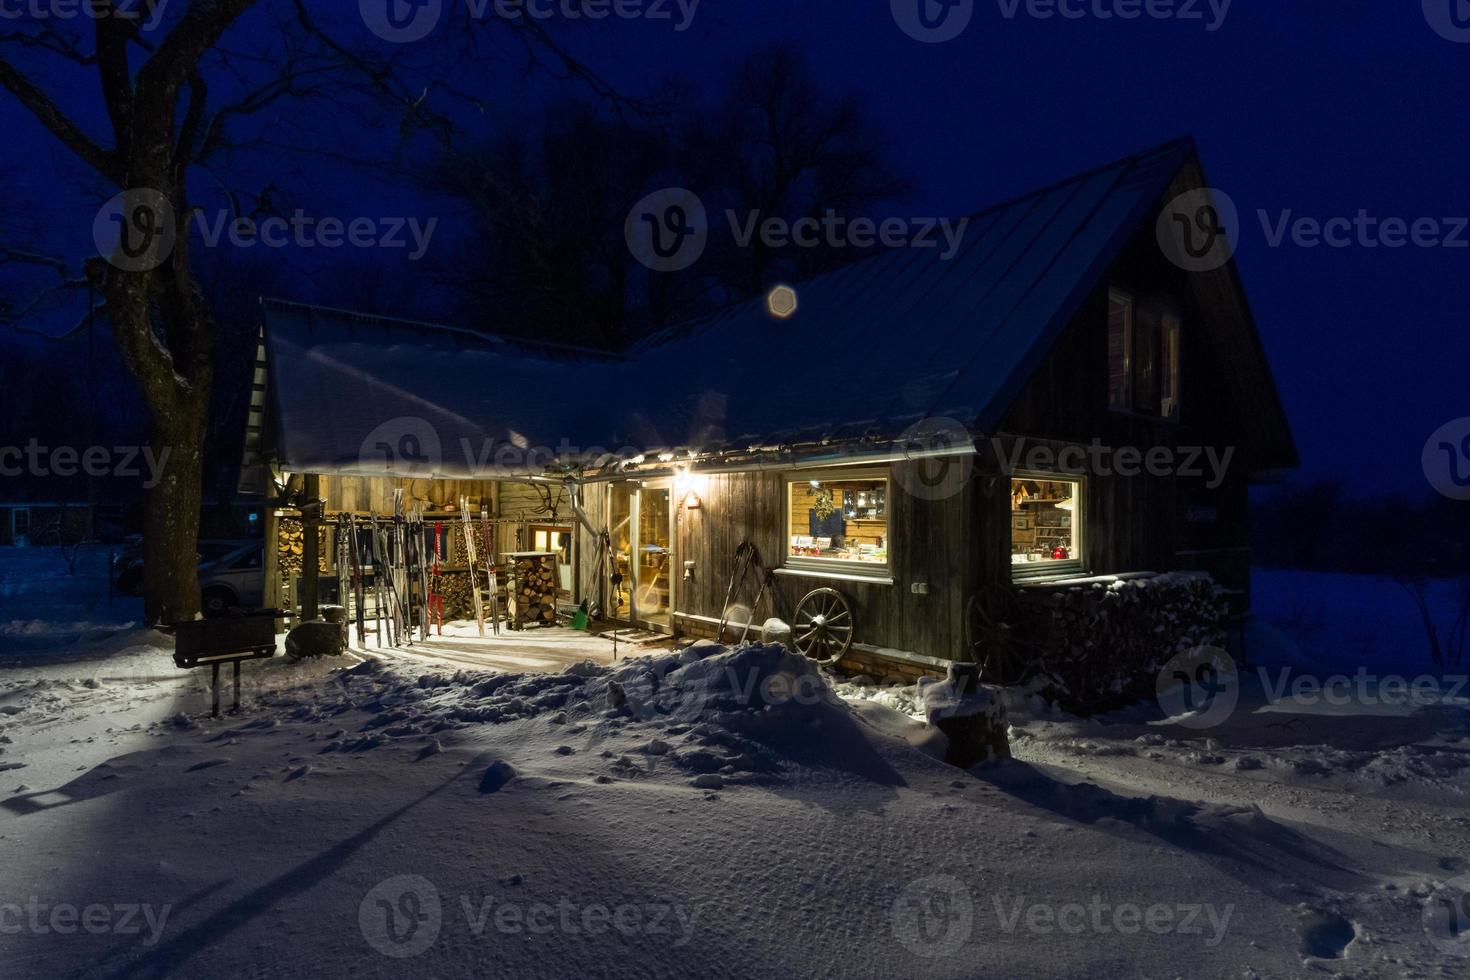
[198,543,266,616]
[113,539,264,616]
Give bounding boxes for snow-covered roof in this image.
[260,139,1246,479]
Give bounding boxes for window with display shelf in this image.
[786,471,890,578]
[1010,475,1083,577]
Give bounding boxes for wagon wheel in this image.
[792,588,854,665]
[966,585,1042,686]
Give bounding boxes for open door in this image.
[607,482,673,631]
[634,484,672,629]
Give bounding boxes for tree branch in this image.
[0,59,119,182]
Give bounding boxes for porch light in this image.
[675,469,708,509]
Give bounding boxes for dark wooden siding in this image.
[664,464,978,662]
[996,222,1254,595]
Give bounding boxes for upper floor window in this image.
[1109,288,1181,420]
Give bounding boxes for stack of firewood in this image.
[446,523,492,568]
[437,572,474,620]
[1025,572,1228,714]
[508,554,558,629]
[277,518,329,574]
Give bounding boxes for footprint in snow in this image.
[1297,909,1356,960]
[184,759,232,773]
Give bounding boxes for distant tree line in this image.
[1252,481,1470,578]
[421,44,910,351]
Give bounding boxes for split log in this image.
[278,517,328,575]
[506,554,559,629]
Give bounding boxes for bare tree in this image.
[424,45,910,348]
[686,44,911,298]
[426,102,680,349]
[0,3,610,623]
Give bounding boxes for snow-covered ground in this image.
[0,545,142,660]
[2,548,1469,978]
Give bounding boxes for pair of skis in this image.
[483,506,502,635]
[340,494,505,649]
[337,514,368,648]
[427,519,445,637]
[460,498,487,637]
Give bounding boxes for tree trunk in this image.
[143,404,207,626]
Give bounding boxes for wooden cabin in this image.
[245,138,1294,683]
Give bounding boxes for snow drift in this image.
[271,640,921,788]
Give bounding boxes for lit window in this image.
[1011,477,1082,574]
[531,525,572,564]
[787,472,890,576]
[1109,288,1181,419]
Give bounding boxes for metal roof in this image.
[260,139,1222,479]
[627,139,1195,448]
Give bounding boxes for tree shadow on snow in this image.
[73,755,487,980]
[1,755,151,817]
[977,762,1373,898]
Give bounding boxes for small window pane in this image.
[1132,304,1162,413]
[1011,478,1080,569]
[1161,315,1181,419]
[1108,291,1132,410]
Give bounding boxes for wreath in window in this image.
[812,488,836,520]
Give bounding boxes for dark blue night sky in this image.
[3,1,1466,495]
